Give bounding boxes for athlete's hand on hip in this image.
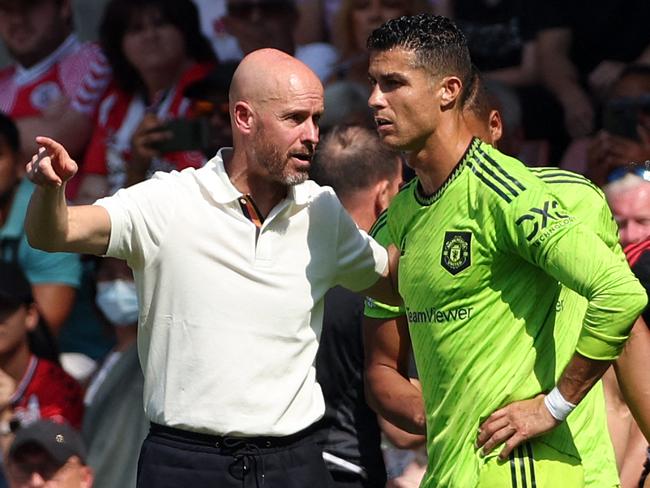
[26,136,78,188]
[476,394,560,460]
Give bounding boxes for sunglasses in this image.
[607,161,650,183]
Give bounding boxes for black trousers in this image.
[136,423,334,488]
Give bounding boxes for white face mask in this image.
[95,280,139,327]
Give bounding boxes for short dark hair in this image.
[367,14,472,87]
[0,112,20,154]
[311,125,401,200]
[99,0,216,94]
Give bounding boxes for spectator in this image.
[310,125,404,487]
[0,0,110,162]
[75,0,217,203]
[536,0,650,141]
[222,0,339,82]
[602,176,650,487]
[0,112,80,334]
[183,61,239,156]
[330,0,430,87]
[5,420,93,488]
[584,64,650,185]
[0,262,83,432]
[81,258,146,488]
[444,0,565,162]
[605,173,650,248]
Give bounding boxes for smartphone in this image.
[151,118,211,154]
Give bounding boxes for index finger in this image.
[35,136,68,160]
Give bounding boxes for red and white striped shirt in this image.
[0,34,110,119]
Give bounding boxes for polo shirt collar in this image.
[204,148,312,207]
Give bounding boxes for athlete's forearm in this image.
[365,365,426,435]
[614,317,650,441]
[363,315,426,435]
[556,352,611,406]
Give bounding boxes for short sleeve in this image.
[94,173,179,270]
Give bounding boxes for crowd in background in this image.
[0,0,648,486]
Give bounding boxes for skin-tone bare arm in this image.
[538,27,595,138]
[614,317,650,441]
[477,352,612,459]
[31,284,76,334]
[484,41,539,87]
[363,315,426,435]
[24,137,110,256]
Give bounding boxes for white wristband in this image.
[544,387,576,422]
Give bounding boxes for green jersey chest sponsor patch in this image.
[441,231,472,275]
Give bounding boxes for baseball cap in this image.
[0,261,33,313]
[9,420,86,466]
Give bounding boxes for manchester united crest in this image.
[441,231,471,275]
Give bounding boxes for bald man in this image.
[22,49,396,487]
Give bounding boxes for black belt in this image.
[149,420,324,449]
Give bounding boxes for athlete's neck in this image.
[409,119,473,196]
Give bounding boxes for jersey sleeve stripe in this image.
[468,160,513,202]
[539,178,604,196]
[471,155,521,199]
[476,147,526,191]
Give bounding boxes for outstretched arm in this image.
[24,137,111,256]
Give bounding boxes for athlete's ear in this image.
[439,76,463,109]
[488,109,503,146]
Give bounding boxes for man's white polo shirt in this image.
[95,149,388,436]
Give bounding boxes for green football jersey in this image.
[383,139,645,487]
[366,166,621,486]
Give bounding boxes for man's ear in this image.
[232,101,255,134]
[488,109,503,146]
[374,179,392,216]
[439,76,463,109]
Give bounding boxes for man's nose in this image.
[368,84,385,110]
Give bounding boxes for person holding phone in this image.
[74,0,217,205]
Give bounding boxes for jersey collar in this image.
[414,137,480,206]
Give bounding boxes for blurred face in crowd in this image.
[248,72,323,186]
[0,0,72,68]
[225,0,297,55]
[121,6,188,78]
[7,446,92,488]
[608,181,650,247]
[351,0,409,52]
[0,136,20,209]
[0,304,36,358]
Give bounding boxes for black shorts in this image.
[136,422,334,488]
